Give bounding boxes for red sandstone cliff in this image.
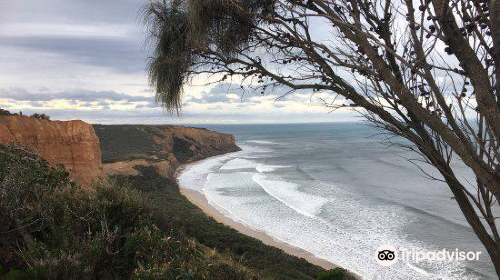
[0,116,239,185]
[0,116,102,186]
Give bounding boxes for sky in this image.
[0,0,357,124]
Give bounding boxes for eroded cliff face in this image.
[0,117,238,185]
[0,116,102,186]
[94,125,240,179]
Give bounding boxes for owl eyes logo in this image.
[375,245,398,266]
[378,250,395,261]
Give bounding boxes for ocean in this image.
[177,122,497,280]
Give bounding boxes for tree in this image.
[0,109,14,116]
[30,113,50,120]
[143,0,500,275]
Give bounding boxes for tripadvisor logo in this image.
[375,245,398,266]
[375,245,482,267]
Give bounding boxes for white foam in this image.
[246,140,280,145]
[220,158,258,170]
[407,263,432,277]
[178,140,486,280]
[200,172,482,280]
[178,153,235,191]
[238,143,274,155]
[252,173,328,218]
[255,163,292,173]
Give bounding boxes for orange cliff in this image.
[93,125,241,179]
[0,115,102,186]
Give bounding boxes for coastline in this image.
[175,161,363,279]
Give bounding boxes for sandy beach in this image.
[176,163,362,279]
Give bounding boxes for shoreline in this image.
[176,161,363,279]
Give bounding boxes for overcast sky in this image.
[0,0,356,124]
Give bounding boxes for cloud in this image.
[1,106,355,125]
[185,84,244,105]
[0,35,145,73]
[185,83,314,106]
[0,1,358,124]
[0,0,143,26]
[135,103,162,109]
[0,88,154,103]
[0,0,147,74]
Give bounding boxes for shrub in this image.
[30,113,50,120]
[0,144,260,280]
[0,109,15,115]
[317,268,346,280]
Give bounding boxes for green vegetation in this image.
[0,108,15,115]
[0,109,22,116]
[94,124,353,280]
[29,113,50,120]
[93,125,162,163]
[0,109,49,120]
[0,144,353,280]
[0,144,258,280]
[0,125,353,279]
[113,166,329,280]
[93,125,233,164]
[171,136,195,162]
[316,269,347,280]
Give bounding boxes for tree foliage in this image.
[30,113,50,120]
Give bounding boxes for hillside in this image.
[94,125,240,180]
[95,125,342,280]
[93,124,240,163]
[0,144,259,280]
[0,119,349,280]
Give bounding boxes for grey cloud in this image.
[207,105,223,110]
[97,101,111,107]
[0,88,155,103]
[28,101,45,107]
[1,35,145,73]
[0,1,357,124]
[1,0,143,25]
[1,0,148,73]
[185,83,263,105]
[135,103,162,109]
[187,94,233,104]
[185,83,314,106]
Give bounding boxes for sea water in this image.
[177,123,497,280]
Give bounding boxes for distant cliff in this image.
[0,117,239,186]
[93,125,240,178]
[0,115,102,186]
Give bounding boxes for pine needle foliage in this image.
[142,0,274,114]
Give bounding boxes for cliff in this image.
[0,116,239,186]
[0,115,102,186]
[93,125,240,179]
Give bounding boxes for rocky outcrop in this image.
[0,116,102,186]
[94,125,240,179]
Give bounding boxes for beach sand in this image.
[180,187,337,269]
[176,163,363,279]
